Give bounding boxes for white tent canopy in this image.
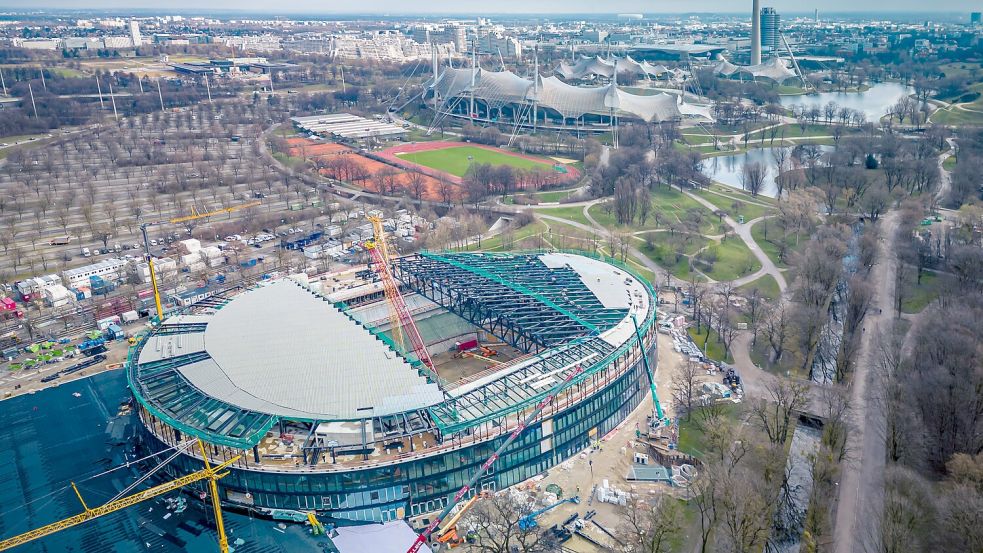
[712,56,797,84]
[556,55,670,80]
[431,66,682,123]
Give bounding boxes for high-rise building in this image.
[972,12,982,26]
[751,0,761,65]
[129,20,142,47]
[761,7,780,52]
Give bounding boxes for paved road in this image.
[832,210,897,553]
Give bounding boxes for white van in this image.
[81,247,91,257]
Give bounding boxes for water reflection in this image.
[779,82,913,122]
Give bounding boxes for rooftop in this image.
[137,279,444,422]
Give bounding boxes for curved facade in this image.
[130,251,657,525]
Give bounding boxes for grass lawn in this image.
[693,189,774,222]
[680,131,719,145]
[738,274,781,301]
[698,238,761,282]
[537,205,592,227]
[638,233,709,282]
[938,62,982,80]
[588,186,721,235]
[396,145,554,177]
[901,270,941,314]
[677,402,741,457]
[688,326,734,364]
[942,155,956,171]
[751,219,807,269]
[466,221,549,252]
[530,188,579,202]
[749,124,845,141]
[776,84,808,95]
[930,105,983,126]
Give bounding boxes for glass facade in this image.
[140,356,648,524]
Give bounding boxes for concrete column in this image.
[751,0,762,65]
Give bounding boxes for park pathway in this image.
[683,191,789,293]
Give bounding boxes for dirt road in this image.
[832,210,897,553]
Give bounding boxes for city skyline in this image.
[2,0,981,15]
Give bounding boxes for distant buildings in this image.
[761,7,780,52]
[972,12,982,26]
[129,19,142,47]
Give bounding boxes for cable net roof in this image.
[713,56,797,83]
[556,55,669,80]
[431,66,682,122]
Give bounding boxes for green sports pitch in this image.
[395,145,554,177]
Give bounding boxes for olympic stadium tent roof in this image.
[556,55,670,80]
[431,66,682,122]
[713,56,798,84]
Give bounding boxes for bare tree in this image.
[750,380,810,445]
[740,161,768,197]
[462,493,559,553]
[616,495,683,553]
[671,360,702,421]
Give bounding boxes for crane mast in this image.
[140,201,261,323]
[365,216,437,376]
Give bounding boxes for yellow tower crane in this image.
[0,439,241,552]
[140,201,261,322]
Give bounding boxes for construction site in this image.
[0,208,687,553]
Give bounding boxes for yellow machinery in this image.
[0,439,240,552]
[435,491,487,548]
[458,351,502,366]
[140,201,260,322]
[307,512,325,535]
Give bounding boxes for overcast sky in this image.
[10,0,981,14]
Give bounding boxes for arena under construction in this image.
[127,251,658,529]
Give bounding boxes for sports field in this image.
[395,145,555,177]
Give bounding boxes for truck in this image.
[48,235,75,246]
[0,297,24,320]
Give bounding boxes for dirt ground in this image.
[494,331,688,550]
[431,344,524,385]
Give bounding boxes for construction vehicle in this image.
[141,201,260,323]
[307,512,325,535]
[0,439,240,552]
[458,350,502,366]
[364,216,436,375]
[631,314,670,428]
[518,496,580,531]
[478,345,498,357]
[435,491,488,547]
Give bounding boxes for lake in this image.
[779,82,913,122]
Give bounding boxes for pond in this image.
[779,82,914,123]
[701,146,831,198]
